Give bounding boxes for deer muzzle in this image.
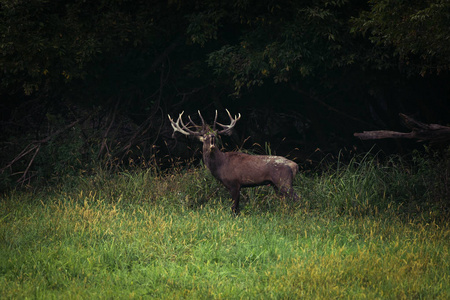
[209,137,216,151]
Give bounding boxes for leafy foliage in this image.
[0,0,182,101]
[188,0,358,95]
[352,0,450,75]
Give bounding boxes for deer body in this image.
[169,110,299,214]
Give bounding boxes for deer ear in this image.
[198,135,205,142]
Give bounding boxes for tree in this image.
[0,0,173,100]
[0,0,203,185]
[351,0,450,75]
[186,0,358,95]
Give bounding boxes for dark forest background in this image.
[1,0,449,188]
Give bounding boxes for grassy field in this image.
[1,154,449,299]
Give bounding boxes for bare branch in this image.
[17,144,40,185]
[1,114,90,181]
[354,113,450,144]
[98,99,120,159]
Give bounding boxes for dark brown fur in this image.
[202,134,299,213]
[169,110,299,214]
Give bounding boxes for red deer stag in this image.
[168,110,299,214]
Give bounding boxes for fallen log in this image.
[354,113,450,144]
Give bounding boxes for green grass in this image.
[1,154,449,299]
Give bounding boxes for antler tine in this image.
[197,110,207,130]
[212,110,218,131]
[168,111,202,136]
[178,112,190,129]
[187,111,207,132]
[168,112,188,135]
[217,109,241,135]
[227,108,241,122]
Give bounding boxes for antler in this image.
[216,109,241,135]
[169,109,241,137]
[168,111,206,136]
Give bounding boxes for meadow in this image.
[1,153,449,299]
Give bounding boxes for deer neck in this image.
[203,142,225,175]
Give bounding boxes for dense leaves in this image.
[199,1,358,94]
[353,0,450,75]
[0,0,172,99]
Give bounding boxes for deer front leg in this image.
[227,183,241,215]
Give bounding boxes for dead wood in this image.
[1,115,90,184]
[354,113,450,144]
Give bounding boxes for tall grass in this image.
[0,152,449,298]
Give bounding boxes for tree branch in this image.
[1,114,90,183]
[354,113,450,144]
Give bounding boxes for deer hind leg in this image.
[273,170,299,201]
[277,184,299,201]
